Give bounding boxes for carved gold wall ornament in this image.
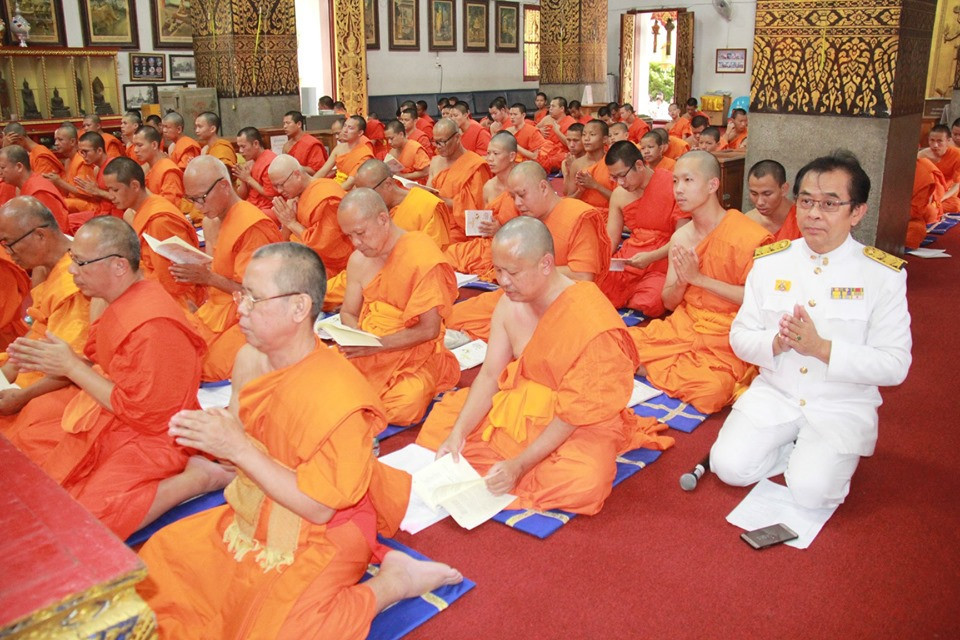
[332,0,368,115]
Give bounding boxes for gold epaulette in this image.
[754,239,790,259]
[863,246,906,271]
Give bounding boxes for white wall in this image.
[366,0,538,95]
[607,0,756,102]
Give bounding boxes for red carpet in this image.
[383,230,960,638]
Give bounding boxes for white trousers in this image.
[710,408,861,510]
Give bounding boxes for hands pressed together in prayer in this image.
[670,244,702,286]
[231,162,252,183]
[774,304,832,363]
[73,176,101,197]
[6,332,83,379]
[575,169,600,191]
[168,408,252,463]
[477,218,501,238]
[272,196,299,227]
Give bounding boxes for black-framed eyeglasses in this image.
[432,133,458,147]
[796,196,853,214]
[232,290,304,309]
[611,164,637,181]
[273,170,297,191]
[371,174,392,190]
[1,223,49,252]
[69,251,122,267]
[185,177,223,205]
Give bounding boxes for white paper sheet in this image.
[444,328,473,350]
[0,376,19,392]
[394,176,439,193]
[143,233,212,265]
[726,478,839,549]
[380,444,449,534]
[906,248,951,259]
[627,378,661,407]
[413,454,515,530]
[197,383,232,410]
[464,209,494,237]
[609,258,629,272]
[452,339,487,370]
[314,314,382,346]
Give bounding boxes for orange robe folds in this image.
[132,194,206,308]
[771,204,802,243]
[21,173,69,231]
[908,158,945,248]
[653,156,676,172]
[537,115,576,172]
[0,251,29,351]
[137,343,408,639]
[933,146,960,213]
[8,279,205,539]
[668,118,692,140]
[335,143,376,179]
[192,201,282,381]
[29,145,64,177]
[600,169,690,315]
[288,134,328,172]
[665,136,690,160]
[449,198,610,341]
[391,140,431,182]
[417,282,673,514]
[417,115,435,140]
[348,232,460,425]
[408,127,434,158]
[627,211,772,413]
[576,160,615,212]
[514,122,546,158]
[293,178,351,275]
[719,129,748,151]
[205,138,238,169]
[533,107,548,124]
[101,134,123,159]
[170,136,202,170]
[431,150,492,243]
[67,164,123,233]
[627,118,651,143]
[461,121,491,156]
[245,150,279,216]
[62,153,95,209]
[145,158,185,209]
[443,189,519,281]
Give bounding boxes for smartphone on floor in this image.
[741,523,799,550]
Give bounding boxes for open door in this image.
[616,9,694,116]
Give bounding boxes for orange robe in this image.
[533,107,548,124]
[537,115,576,172]
[652,156,676,172]
[449,198,610,341]
[719,129,748,151]
[627,211,772,413]
[170,136,202,170]
[431,150,492,243]
[288,134,328,172]
[132,194,206,308]
[461,121,491,156]
[62,153,94,209]
[417,115,435,140]
[514,122,546,158]
[348,232,460,425]
[908,158,945,248]
[576,159,615,212]
[67,163,123,233]
[126,142,139,162]
[145,158,184,209]
[205,138,238,168]
[770,204,802,243]
[192,201,282,381]
[443,189,519,281]
[103,134,125,159]
[933,146,960,212]
[137,342,409,639]
[0,251,29,351]
[293,178,351,275]
[600,169,690,315]
[391,140,431,182]
[664,136,690,159]
[627,118,651,143]
[365,119,388,160]
[0,182,15,206]
[335,143,375,179]
[669,118,693,140]
[21,173,69,231]
[8,279,205,539]
[408,126,434,158]
[29,145,64,177]
[417,282,674,514]
[245,150,278,217]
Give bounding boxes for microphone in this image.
[680,455,710,491]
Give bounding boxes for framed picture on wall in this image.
[130,54,166,82]
[364,0,380,50]
[149,0,194,49]
[463,0,488,52]
[389,0,419,51]
[0,0,66,46]
[428,0,456,52]
[716,48,747,74]
[494,1,519,53]
[169,55,196,81]
[123,84,158,112]
[78,0,139,48]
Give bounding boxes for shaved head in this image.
[78,216,141,271]
[267,153,300,178]
[354,158,392,189]
[0,195,59,232]
[162,112,185,128]
[510,160,547,184]
[677,150,721,181]
[57,124,79,140]
[433,118,458,138]
[493,216,554,261]
[0,145,29,168]
[3,122,26,137]
[339,187,388,221]
[102,156,145,187]
[185,154,230,183]
[490,131,518,153]
[252,242,327,320]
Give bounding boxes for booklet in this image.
[383,154,405,173]
[394,176,440,194]
[143,233,212,265]
[315,315,383,347]
[464,209,494,237]
[455,271,480,288]
[412,454,516,530]
[452,339,487,370]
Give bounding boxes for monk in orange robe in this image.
[743,159,802,243]
[718,109,748,150]
[383,120,431,183]
[536,97,577,173]
[234,127,279,223]
[80,115,124,159]
[622,104,651,143]
[668,103,693,140]
[417,100,436,139]
[138,243,461,638]
[335,189,459,425]
[601,141,690,316]
[920,124,960,212]
[4,122,65,177]
[177,156,282,381]
[638,130,676,172]
[62,132,125,231]
[162,112,202,170]
[401,107,434,158]
[103,157,206,309]
[118,112,141,162]
[568,100,591,125]
[451,102,491,156]
[508,104,547,162]
[908,157,946,248]
[0,250,28,351]
[282,110,328,175]
[48,124,92,207]
[132,125,185,209]
[627,151,772,414]
[449,162,609,341]
[418,217,673,514]
[195,111,238,169]
[532,92,549,123]
[6,217,205,539]
[316,115,376,191]
[0,145,69,231]
[268,154,352,274]
[444,131,520,281]
[0,198,91,423]
[427,119,493,243]
[566,120,615,213]
[683,115,710,152]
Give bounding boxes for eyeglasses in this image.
[796,196,853,214]
[184,177,223,205]
[371,174,392,190]
[69,251,121,267]
[611,164,637,181]
[1,223,48,252]
[273,170,297,191]
[232,290,303,309]
[432,133,458,147]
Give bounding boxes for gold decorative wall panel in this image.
[674,11,694,106]
[540,0,606,86]
[751,0,935,118]
[192,0,299,99]
[620,13,635,106]
[579,0,607,84]
[332,0,368,115]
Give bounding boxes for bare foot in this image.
[370,550,462,612]
[184,455,236,493]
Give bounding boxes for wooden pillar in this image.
[540,0,608,103]
[330,0,368,116]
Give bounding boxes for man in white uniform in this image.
[709,151,912,509]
